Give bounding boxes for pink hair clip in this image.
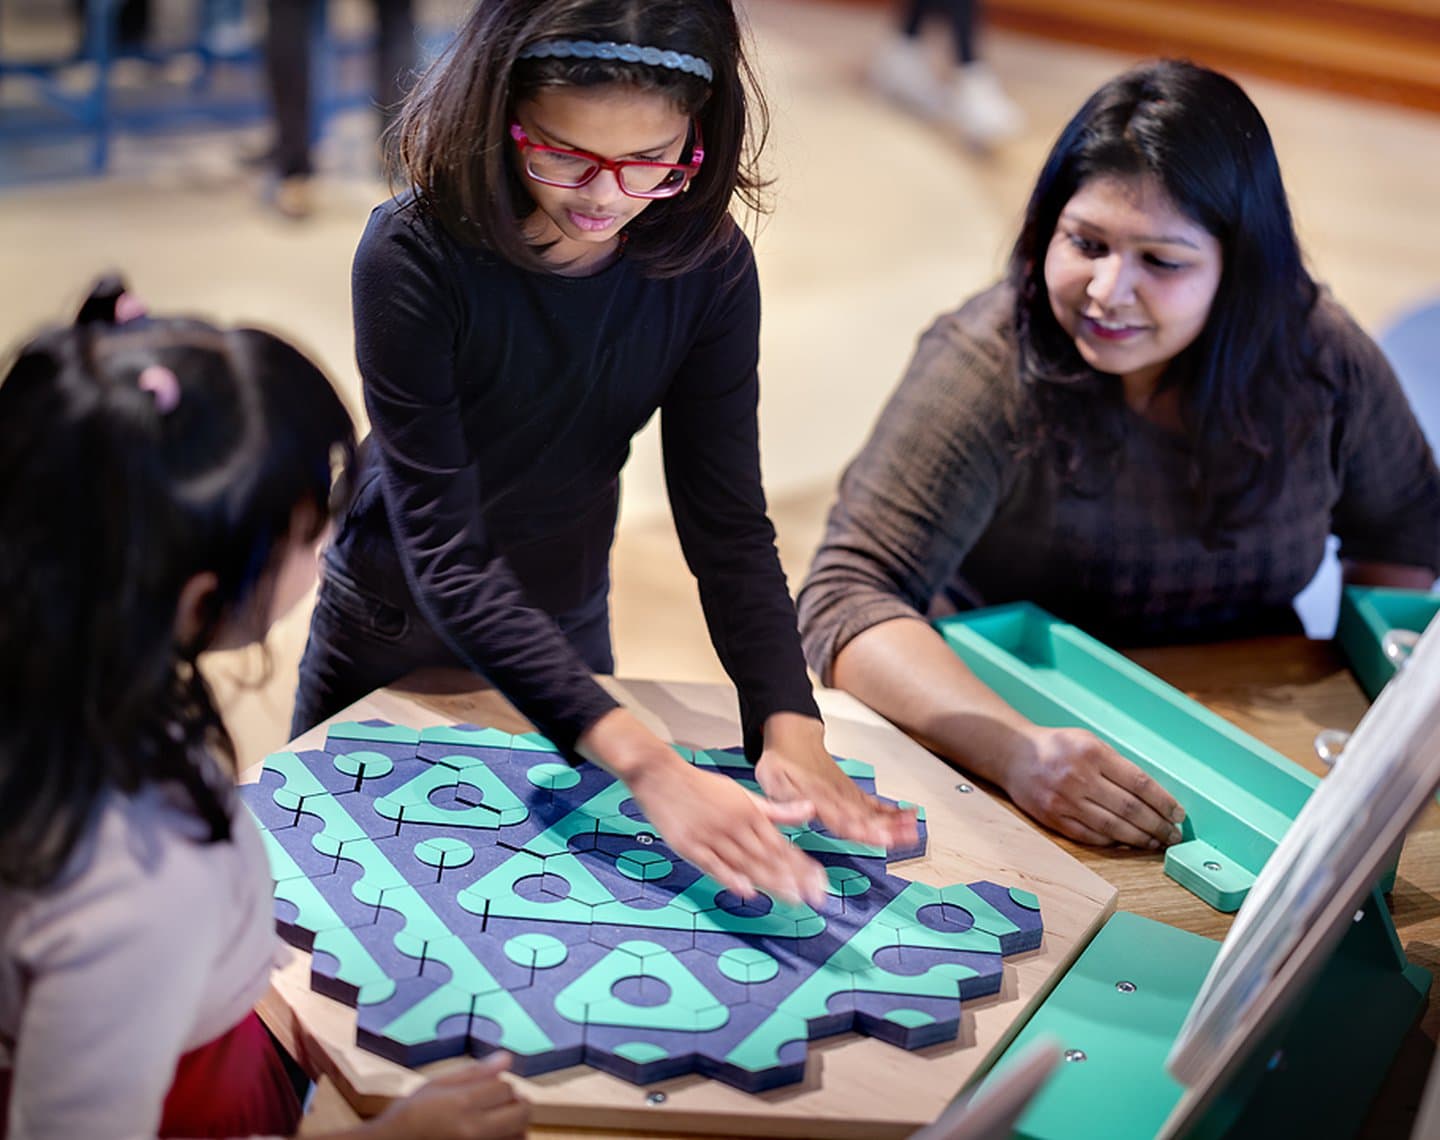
[114,292,148,324]
[137,365,182,414]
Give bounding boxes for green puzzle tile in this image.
[329,721,420,745]
[885,1009,937,1029]
[256,826,396,1004]
[1009,887,1041,911]
[934,884,1021,940]
[722,1010,812,1075]
[504,933,569,970]
[527,762,581,791]
[717,947,781,985]
[375,755,529,829]
[247,717,1048,1094]
[613,1041,669,1065]
[413,837,475,871]
[555,940,729,1031]
[826,867,872,898]
[419,725,512,749]
[265,750,329,813]
[616,849,674,881]
[722,881,999,1071]
[335,750,395,780]
[510,731,560,753]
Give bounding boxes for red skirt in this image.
[159,1011,302,1138]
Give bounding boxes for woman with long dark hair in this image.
[799,60,1440,848]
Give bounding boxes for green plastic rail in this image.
[1336,585,1440,701]
[935,604,1317,912]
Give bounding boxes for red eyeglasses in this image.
[509,122,704,200]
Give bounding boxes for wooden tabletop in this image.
[295,636,1440,1137]
[267,675,1117,1139]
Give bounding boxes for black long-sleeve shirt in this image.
[342,195,818,758]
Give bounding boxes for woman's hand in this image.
[1004,726,1185,848]
[579,708,827,908]
[356,1053,529,1140]
[754,712,918,851]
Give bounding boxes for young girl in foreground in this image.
[800,60,1440,849]
[0,284,529,1140]
[293,0,914,907]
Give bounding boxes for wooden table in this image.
[288,636,1440,1137]
[260,674,1116,1139]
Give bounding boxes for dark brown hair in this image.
[0,279,356,889]
[389,0,770,277]
[1009,60,1321,539]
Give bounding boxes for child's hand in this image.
[627,758,828,909]
[579,708,828,909]
[360,1053,529,1140]
[754,713,919,851]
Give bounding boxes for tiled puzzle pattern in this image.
[242,720,1042,1092]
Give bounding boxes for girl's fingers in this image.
[462,1074,522,1111]
[429,1052,512,1088]
[755,796,814,826]
[472,1101,530,1139]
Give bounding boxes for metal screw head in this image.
[1314,728,1350,769]
[646,1091,667,1105]
[1115,980,1137,994]
[1383,629,1420,670]
[1063,1049,1087,1063]
[955,783,974,794]
[636,833,655,846]
[1203,860,1222,871]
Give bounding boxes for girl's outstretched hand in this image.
[754,713,919,852]
[357,1053,529,1140]
[579,708,828,908]
[628,755,827,908]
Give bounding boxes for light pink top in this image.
[1,782,283,1139]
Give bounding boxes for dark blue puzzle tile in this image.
[253,719,1043,1092]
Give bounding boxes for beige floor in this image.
[3,0,1440,767]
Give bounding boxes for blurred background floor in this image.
[2,0,1439,767]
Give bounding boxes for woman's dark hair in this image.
[390,0,768,276]
[0,280,356,889]
[1009,59,1321,537]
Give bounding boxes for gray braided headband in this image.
[517,39,714,83]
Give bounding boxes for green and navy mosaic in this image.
[241,720,1043,1092]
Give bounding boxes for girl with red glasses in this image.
[291,0,917,909]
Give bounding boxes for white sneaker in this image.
[948,62,1025,148]
[868,34,945,119]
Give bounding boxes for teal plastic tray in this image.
[935,604,1317,912]
[981,904,1427,1139]
[1336,585,1440,701]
